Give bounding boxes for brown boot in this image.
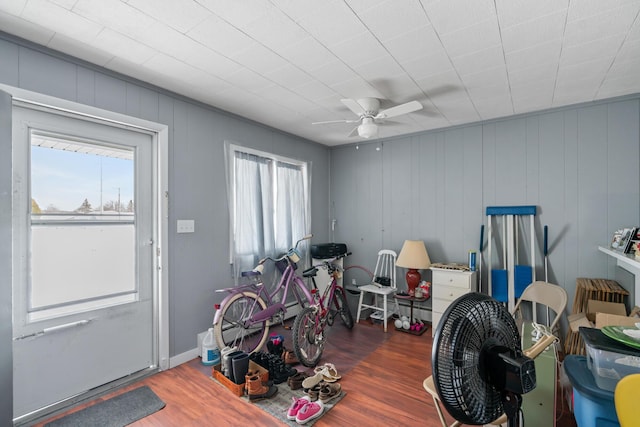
[246,375,277,401]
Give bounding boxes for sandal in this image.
[313,363,341,382]
[319,382,342,403]
[301,370,325,389]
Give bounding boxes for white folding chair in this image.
[356,249,398,332]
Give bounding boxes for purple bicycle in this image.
[213,235,315,353]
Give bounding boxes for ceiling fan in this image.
[313,98,423,139]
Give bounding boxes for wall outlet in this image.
[177,219,195,233]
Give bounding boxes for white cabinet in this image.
[430,268,478,337]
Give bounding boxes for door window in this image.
[29,132,137,320]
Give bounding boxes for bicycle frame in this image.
[310,263,343,327]
[213,244,314,329]
[291,251,353,367]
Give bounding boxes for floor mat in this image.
[212,375,345,426]
[44,386,165,427]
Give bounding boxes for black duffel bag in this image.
[310,243,348,259]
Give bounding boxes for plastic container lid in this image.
[579,327,640,357]
[564,355,614,401]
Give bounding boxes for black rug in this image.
[44,386,165,427]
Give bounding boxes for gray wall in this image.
[331,97,640,324]
[0,34,331,424]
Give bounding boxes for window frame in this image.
[226,142,311,280]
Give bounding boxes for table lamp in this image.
[396,240,431,295]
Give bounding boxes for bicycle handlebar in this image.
[250,234,315,272]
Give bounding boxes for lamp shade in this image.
[396,240,431,269]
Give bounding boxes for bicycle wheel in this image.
[333,287,354,329]
[292,306,324,367]
[213,291,269,354]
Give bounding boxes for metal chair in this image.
[512,280,568,333]
[615,373,640,427]
[355,249,397,332]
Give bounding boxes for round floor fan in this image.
[432,292,536,427]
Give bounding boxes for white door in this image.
[12,103,158,420]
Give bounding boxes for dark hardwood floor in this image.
[35,318,577,426]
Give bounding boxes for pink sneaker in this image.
[286,396,310,420]
[295,399,324,424]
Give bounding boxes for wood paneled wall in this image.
[331,97,640,331]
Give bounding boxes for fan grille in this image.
[432,292,521,425]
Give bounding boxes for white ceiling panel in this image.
[263,63,315,90]
[423,0,496,35]
[0,0,638,146]
[0,9,54,46]
[501,11,566,54]
[186,14,256,58]
[92,28,156,65]
[296,3,366,48]
[508,63,557,87]
[559,34,623,67]
[495,0,568,29]
[330,31,389,68]
[563,3,640,47]
[276,36,337,74]
[357,0,429,42]
[450,45,505,77]
[505,40,562,72]
[126,0,210,34]
[71,0,155,40]
[49,33,113,67]
[401,50,455,81]
[439,18,502,58]
[21,0,102,41]
[382,24,441,64]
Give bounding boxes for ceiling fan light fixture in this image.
[358,120,377,138]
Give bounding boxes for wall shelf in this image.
[598,246,640,306]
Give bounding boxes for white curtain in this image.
[229,147,310,284]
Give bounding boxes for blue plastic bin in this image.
[564,355,620,427]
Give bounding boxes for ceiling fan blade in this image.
[341,98,365,116]
[376,100,422,119]
[312,119,359,125]
[348,126,359,137]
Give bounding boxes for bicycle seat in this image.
[241,270,261,278]
[302,266,318,278]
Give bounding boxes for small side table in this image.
[394,294,429,335]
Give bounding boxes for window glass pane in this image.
[229,145,309,283]
[29,132,136,313]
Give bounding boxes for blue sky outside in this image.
[31,145,134,212]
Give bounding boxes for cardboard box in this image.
[212,360,269,397]
[568,312,593,332]
[586,300,626,322]
[569,300,634,332]
[595,313,640,329]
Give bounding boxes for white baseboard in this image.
[171,303,301,370]
[170,348,199,368]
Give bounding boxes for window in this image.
[227,143,310,281]
[28,131,138,320]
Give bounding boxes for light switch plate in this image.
[177,219,195,233]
